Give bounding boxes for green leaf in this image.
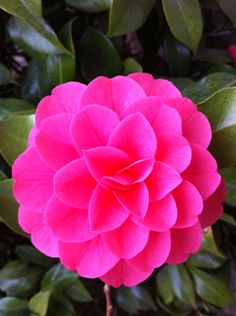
[122,57,143,75]
[168,265,196,306]
[162,0,203,53]
[41,263,78,292]
[0,114,34,165]
[0,179,26,236]
[0,260,43,298]
[168,77,194,91]
[16,245,53,266]
[187,252,225,269]
[217,0,236,27]
[0,98,34,120]
[0,0,42,20]
[67,281,93,302]
[183,72,236,104]
[0,63,13,86]
[66,0,111,12]
[201,228,225,258]
[156,266,174,304]
[47,293,74,316]
[58,19,76,54]
[114,285,157,313]
[0,297,28,316]
[108,0,155,37]
[190,268,233,307]
[29,290,51,316]
[193,48,232,64]
[220,167,236,206]
[221,213,236,227]
[0,170,7,180]
[199,88,236,168]
[79,27,122,82]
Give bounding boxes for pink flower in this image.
[12,73,225,287]
[228,45,236,67]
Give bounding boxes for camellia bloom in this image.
[12,73,225,287]
[228,45,236,67]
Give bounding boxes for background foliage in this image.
[0,0,236,315]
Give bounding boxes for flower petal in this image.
[46,194,97,243]
[80,76,146,115]
[59,236,119,278]
[18,207,43,234]
[71,105,120,154]
[54,158,96,209]
[109,113,157,161]
[89,185,129,232]
[102,219,149,259]
[156,132,191,173]
[173,180,203,228]
[12,147,54,211]
[35,114,78,170]
[146,161,182,201]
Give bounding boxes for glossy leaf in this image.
[114,285,157,313]
[0,114,34,165]
[122,57,143,75]
[108,0,155,37]
[190,268,233,307]
[79,27,122,81]
[187,253,225,269]
[46,293,74,316]
[66,0,111,12]
[199,88,236,168]
[0,63,13,86]
[0,0,42,20]
[0,98,34,120]
[220,167,236,206]
[201,228,225,259]
[217,0,236,27]
[194,48,232,64]
[156,266,174,304]
[183,72,236,104]
[15,245,53,266]
[221,213,236,227]
[162,0,203,53]
[0,297,28,316]
[29,290,51,316]
[67,281,93,302]
[0,179,26,236]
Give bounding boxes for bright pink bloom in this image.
[12,74,225,287]
[228,45,236,67]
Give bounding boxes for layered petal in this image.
[54,158,96,209]
[35,114,78,170]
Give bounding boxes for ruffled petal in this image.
[80,76,146,115]
[182,144,221,199]
[109,113,157,161]
[71,105,120,154]
[102,219,149,259]
[35,114,78,170]
[12,147,54,211]
[100,259,154,287]
[146,162,182,201]
[89,185,129,232]
[156,132,191,173]
[167,221,202,264]
[54,158,96,209]
[18,207,43,234]
[45,194,97,243]
[59,236,119,278]
[173,180,203,228]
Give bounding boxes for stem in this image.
[104,283,112,316]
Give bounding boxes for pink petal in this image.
[45,194,97,243]
[129,73,181,99]
[89,185,129,232]
[146,161,182,201]
[12,147,54,211]
[156,132,191,173]
[228,45,236,66]
[102,219,149,259]
[103,158,154,187]
[36,82,86,127]
[199,180,226,228]
[122,97,182,135]
[114,183,149,219]
[71,105,120,154]
[28,125,39,147]
[18,207,43,233]
[167,221,203,264]
[127,231,171,270]
[143,194,177,231]
[54,158,96,209]
[35,114,78,170]
[59,236,119,277]
[109,113,157,161]
[80,76,146,115]
[173,180,203,228]
[167,98,211,148]
[182,144,221,199]
[100,259,154,287]
[83,146,129,183]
